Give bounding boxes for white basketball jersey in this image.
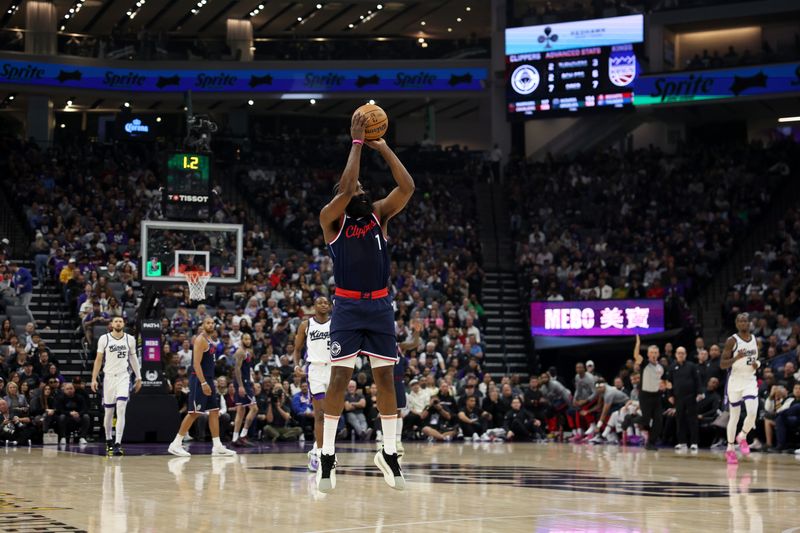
[728,333,758,388]
[98,332,137,375]
[305,317,331,364]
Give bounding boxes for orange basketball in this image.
[354,103,388,141]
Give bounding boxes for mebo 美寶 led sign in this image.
[530,300,664,337]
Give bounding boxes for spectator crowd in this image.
[508,141,798,330]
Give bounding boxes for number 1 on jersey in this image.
[375,234,381,251]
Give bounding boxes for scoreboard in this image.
[164,152,212,221]
[507,44,638,117]
[505,14,642,119]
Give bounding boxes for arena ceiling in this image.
[0,0,489,38]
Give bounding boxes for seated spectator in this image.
[775,383,800,451]
[763,385,790,452]
[457,395,484,440]
[504,397,543,442]
[343,380,372,441]
[291,379,315,438]
[29,382,56,438]
[82,301,109,345]
[2,381,33,443]
[53,382,90,445]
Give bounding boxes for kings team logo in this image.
[608,52,637,87]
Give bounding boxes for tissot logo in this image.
[196,73,237,89]
[650,73,713,102]
[170,195,209,203]
[305,72,344,88]
[395,72,436,88]
[104,71,146,87]
[1,63,45,80]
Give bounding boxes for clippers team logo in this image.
[511,65,540,95]
[609,53,637,87]
[330,341,342,357]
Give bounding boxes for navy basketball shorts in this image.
[233,381,256,406]
[188,375,220,413]
[395,380,407,409]
[330,295,398,369]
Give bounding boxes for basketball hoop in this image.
[183,271,212,301]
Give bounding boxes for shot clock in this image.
[163,152,212,221]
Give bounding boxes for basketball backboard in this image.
[140,220,243,285]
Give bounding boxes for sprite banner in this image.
[634,62,800,106]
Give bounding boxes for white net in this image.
[183,271,212,301]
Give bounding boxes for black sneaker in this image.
[105,440,113,456]
[112,443,124,457]
[374,449,405,490]
[316,453,337,493]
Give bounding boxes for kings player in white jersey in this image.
[293,296,331,472]
[91,317,142,456]
[720,313,761,465]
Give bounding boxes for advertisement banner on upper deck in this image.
[0,59,487,93]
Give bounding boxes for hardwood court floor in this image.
[2,441,799,532]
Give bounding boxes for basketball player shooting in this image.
[316,111,414,492]
[292,296,332,472]
[720,312,760,465]
[167,317,236,457]
[91,316,141,457]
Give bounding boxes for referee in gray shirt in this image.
[633,334,664,450]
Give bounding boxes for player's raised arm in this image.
[632,334,643,371]
[369,139,415,224]
[293,319,308,373]
[320,113,368,238]
[720,336,739,370]
[91,333,107,393]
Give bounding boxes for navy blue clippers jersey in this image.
[328,213,390,292]
[237,350,254,385]
[192,334,217,379]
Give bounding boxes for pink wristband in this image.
[352,139,364,145]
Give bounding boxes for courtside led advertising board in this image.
[530,300,664,337]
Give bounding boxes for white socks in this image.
[232,433,239,442]
[322,415,339,455]
[212,437,222,448]
[104,408,114,440]
[396,417,403,440]
[381,414,397,454]
[114,401,127,445]
[240,428,248,438]
[172,434,184,447]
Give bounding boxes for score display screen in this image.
[505,15,642,119]
[164,152,212,221]
[507,44,638,117]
